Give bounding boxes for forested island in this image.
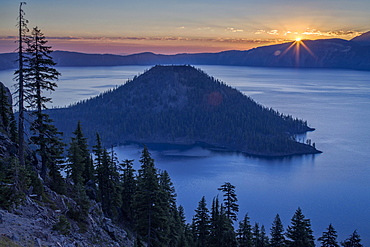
[47,65,320,157]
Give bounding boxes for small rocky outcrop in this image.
[0,186,134,246]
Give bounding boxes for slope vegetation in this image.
[48,65,320,156]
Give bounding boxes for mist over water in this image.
[1,65,370,244]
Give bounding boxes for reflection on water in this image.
[1,65,370,244]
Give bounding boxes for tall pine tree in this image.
[119,158,136,220]
[134,146,164,247]
[66,121,90,186]
[318,224,339,247]
[236,213,253,247]
[192,196,210,247]
[340,230,363,247]
[218,182,239,222]
[286,207,315,247]
[270,214,285,247]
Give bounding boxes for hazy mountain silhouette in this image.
[351,31,370,46]
[1,34,370,71]
[47,65,320,156]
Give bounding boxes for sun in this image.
[295,37,302,42]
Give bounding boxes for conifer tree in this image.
[318,224,339,247]
[270,214,285,247]
[253,223,261,247]
[97,147,122,219]
[159,170,179,245]
[236,213,253,247]
[341,230,363,247]
[192,196,210,247]
[134,146,164,247]
[177,205,192,247]
[119,158,136,220]
[218,182,239,222]
[209,196,237,247]
[66,121,90,186]
[0,84,17,143]
[260,225,269,247]
[286,207,315,247]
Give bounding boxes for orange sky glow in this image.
[0,0,369,55]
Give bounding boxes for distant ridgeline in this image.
[2,33,370,71]
[47,65,320,156]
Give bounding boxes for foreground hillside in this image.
[48,65,320,156]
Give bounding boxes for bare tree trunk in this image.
[18,2,26,168]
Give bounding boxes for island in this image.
[47,65,321,156]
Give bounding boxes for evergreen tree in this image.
[218,182,239,222]
[209,196,237,247]
[22,27,61,180]
[341,230,363,247]
[177,205,192,247]
[95,145,122,219]
[192,196,210,247]
[119,158,136,220]
[270,214,285,247]
[236,213,253,247]
[134,146,164,247]
[253,223,261,247]
[0,84,17,143]
[260,225,269,247]
[66,121,90,186]
[318,224,339,247]
[285,207,315,247]
[159,170,179,246]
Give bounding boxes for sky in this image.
[0,0,369,55]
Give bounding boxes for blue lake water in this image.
[1,65,370,244]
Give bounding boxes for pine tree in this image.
[134,146,164,247]
[286,207,315,247]
[192,196,210,247]
[209,196,237,247]
[253,223,261,247]
[93,144,121,219]
[341,230,363,247]
[270,214,285,247]
[119,158,136,220]
[177,205,192,247]
[218,182,239,222]
[236,213,253,247]
[260,225,269,247]
[159,170,179,245]
[66,121,90,186]
[318,224,339,247]
[31,114,65,194]
[0,84,17,143]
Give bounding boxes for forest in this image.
[47,64,320,157]
[0,4,363,247]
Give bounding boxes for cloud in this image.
[226,27,244,33]
[1,35,280,45]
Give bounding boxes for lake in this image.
[1,65,370,244]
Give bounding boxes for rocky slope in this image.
[0,186,134,247]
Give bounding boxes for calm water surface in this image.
[1,65,369,244]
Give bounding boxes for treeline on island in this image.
[47,65,320,156]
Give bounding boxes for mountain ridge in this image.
[1,36,370,71]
